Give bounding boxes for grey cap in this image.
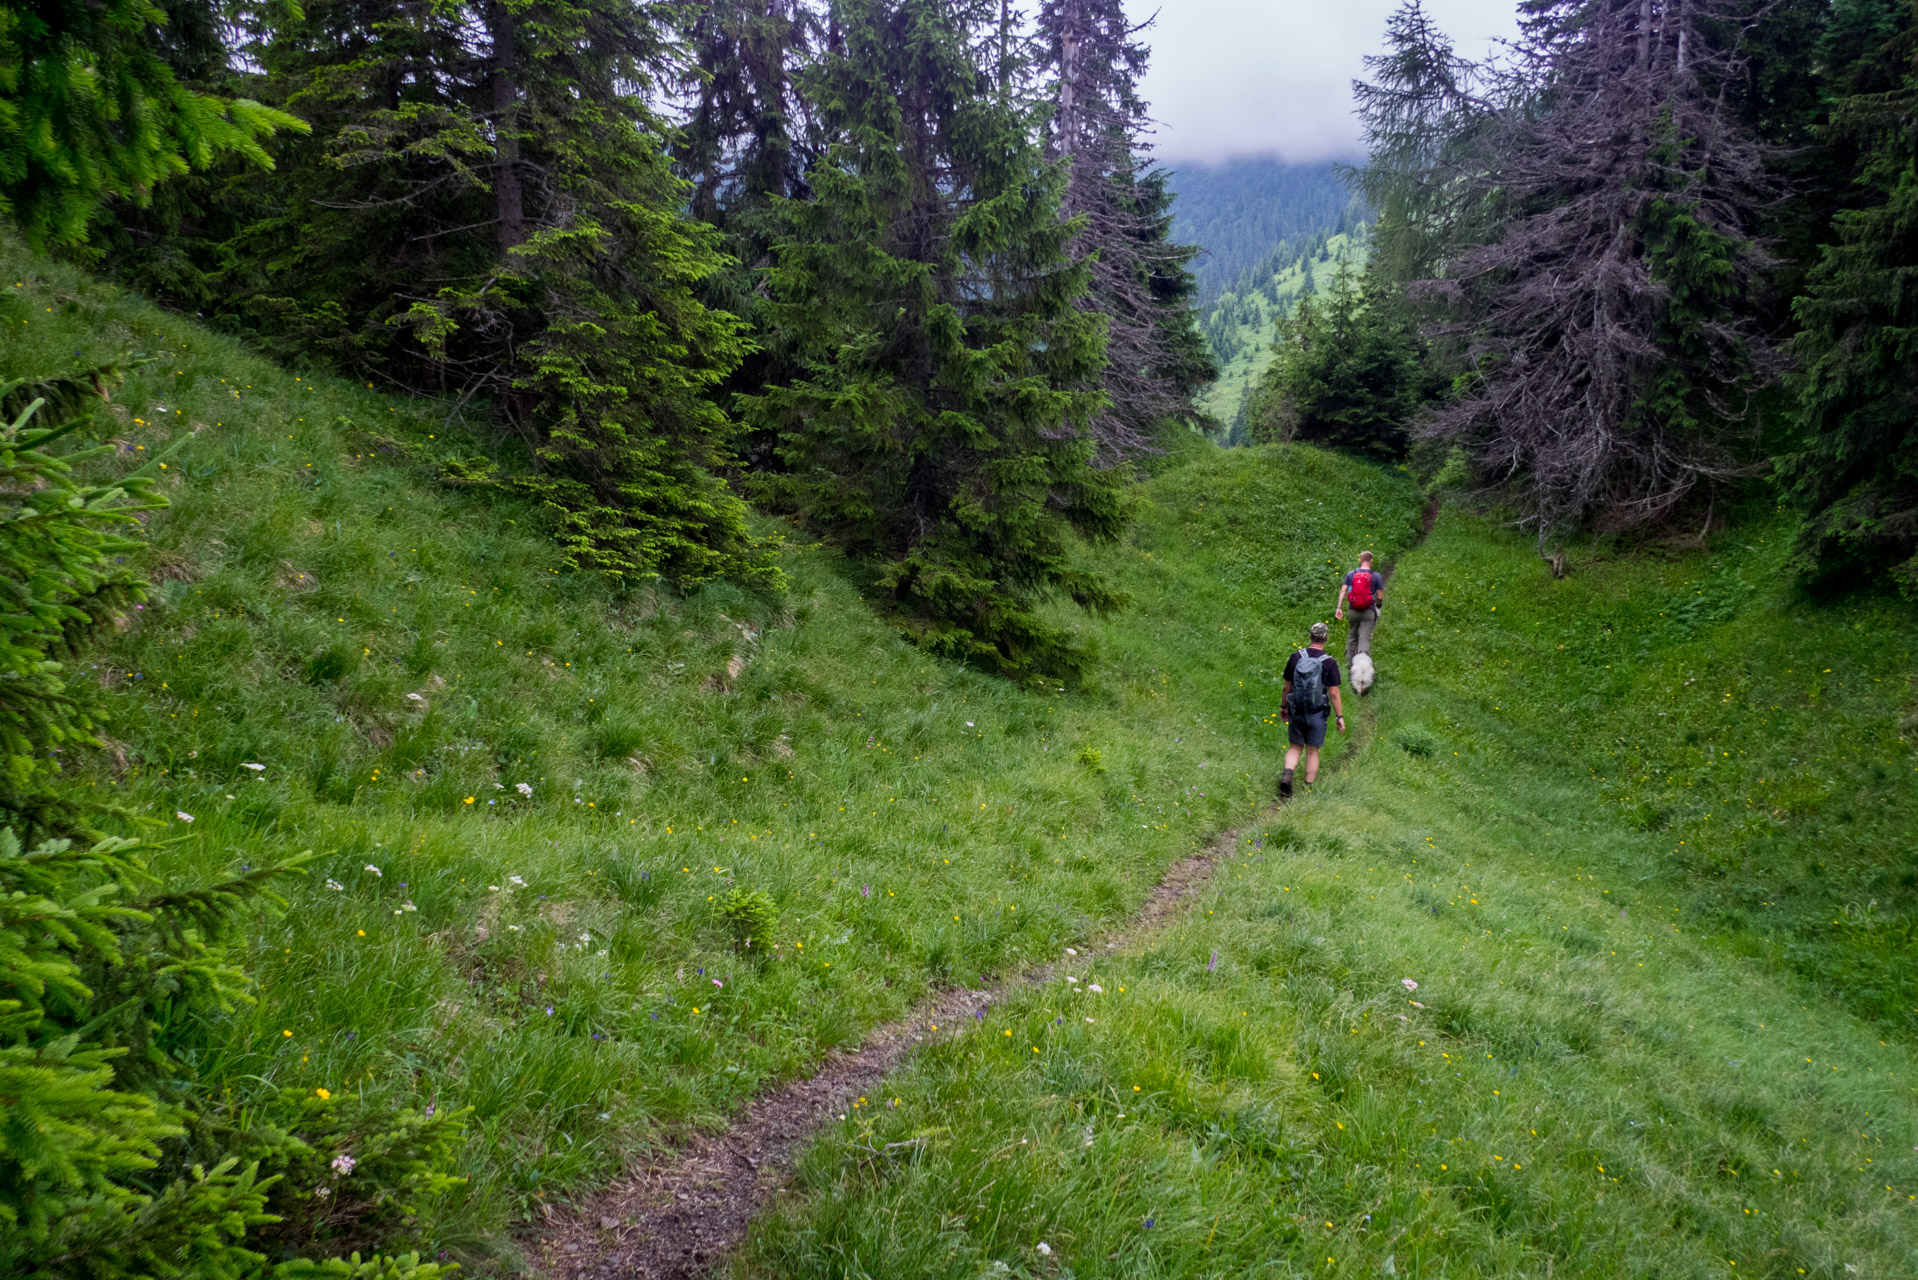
[1309,621,1331,643]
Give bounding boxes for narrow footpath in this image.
[539,499,1438,1279]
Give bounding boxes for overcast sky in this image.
[1137,0,1518,166]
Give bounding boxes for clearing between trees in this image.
[6,244,1916,1278]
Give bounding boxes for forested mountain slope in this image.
[1201,227,1370,433]
[1165,159,1365,303]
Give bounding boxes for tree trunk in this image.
[487,0,525,252]
[1058,28,1077,156]
[999,0,1014,98]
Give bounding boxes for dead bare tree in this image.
[1035,0,1215,463]
[1418,0,1781,544]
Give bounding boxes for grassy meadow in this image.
[735,509,1918,1277]
[12,234,1917,1279]
[2,243,1427,1268]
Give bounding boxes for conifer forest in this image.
[1,1,1917,1277]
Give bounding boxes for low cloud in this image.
[1138,0,1517,166]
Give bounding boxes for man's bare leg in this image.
[1301,746,1322,784]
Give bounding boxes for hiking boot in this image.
[1279,769,1294,799]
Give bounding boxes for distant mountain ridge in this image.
[1164,158,1365,304]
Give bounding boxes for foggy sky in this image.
[1137,0,1518,166]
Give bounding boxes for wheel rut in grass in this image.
[537,821,1258,1280]
[538,494,1440,1279]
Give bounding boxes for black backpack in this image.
[1289,649,1328,716]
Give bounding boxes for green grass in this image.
[1,242,1428,1269]
[733,508,1918,1278]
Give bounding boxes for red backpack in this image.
[1348,569,1375,610]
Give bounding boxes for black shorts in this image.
[1288,711,1329,748]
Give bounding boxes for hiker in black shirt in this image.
[1279,620,1345,798]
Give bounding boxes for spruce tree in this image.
[745,0,1125,681]
[671,0,827,473]
[1780,12,1918,594]
[1348,0,1494,289]
[0,370,460,1280]
[1413,0,1780,541]
[462,0,770,585]
[0,367,161,841]
[675,0,822,228]
[1246,263,1425,460]
[0,0,303,247]
[92,0,773,588]
[1034,0,1216,460]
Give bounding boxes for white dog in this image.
[1349,652,1375,696]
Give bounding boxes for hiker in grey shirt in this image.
[1335,550,1384,658]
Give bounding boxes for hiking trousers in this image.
[1346,605,1379,657]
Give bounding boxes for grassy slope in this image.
[1200,231,1368,429]
[737,509,1918,1277]
[1,244,1426,1267]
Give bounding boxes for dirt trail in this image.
[539,497,1440,1279]
[538,827,1250,1280]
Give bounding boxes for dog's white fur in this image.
[1349,652,1375,696]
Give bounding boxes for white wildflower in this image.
[175,811,194,823]
[325,879,344,891]
[516,782,533,797]
[330,1154,356,1176]
[1087,984,1103,994]
[365,864,382,877]
[1401,978,1419,991]
[1036,1243,1051,1256]
[242,762,266,771]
